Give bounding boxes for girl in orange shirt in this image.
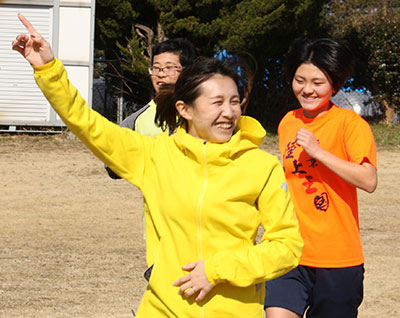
[264,38,378,318]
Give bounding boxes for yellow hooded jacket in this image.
[34,59,303,318]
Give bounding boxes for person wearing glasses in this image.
[114,38,198,137]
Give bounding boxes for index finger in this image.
[18,13,39,36]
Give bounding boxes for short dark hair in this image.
[283,38,355,93]
[155,58,250,133]
[151,38,198,67]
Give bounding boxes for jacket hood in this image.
[172,116,266,165]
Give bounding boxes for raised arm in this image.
[12,14,55,66]
[11,14,152,189]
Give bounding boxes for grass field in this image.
[369,123,400,149]
[0,123,399,317]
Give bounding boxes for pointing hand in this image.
[12,13,54,66]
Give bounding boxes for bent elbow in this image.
[360,163,378,193]
[365,182,377,193]
[363,176,378,193]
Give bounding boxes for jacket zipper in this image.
[197,141,208,318]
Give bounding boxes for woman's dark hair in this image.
[155,58,252,133]
[283,38,355,93]
[151,38,198,67]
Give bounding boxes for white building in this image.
[0,0,95,131]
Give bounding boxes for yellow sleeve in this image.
[33,58,151,187]
[205,160,303,287]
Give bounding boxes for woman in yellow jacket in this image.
[13,14,303,317]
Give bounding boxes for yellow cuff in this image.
[32,58,57,72]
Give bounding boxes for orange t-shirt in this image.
[278,105,377,268]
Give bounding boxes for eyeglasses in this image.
[148,65,184,76]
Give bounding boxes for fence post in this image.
[117,95,123,124]
[117,63,124,124]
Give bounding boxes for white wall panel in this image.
[0,6,53,124]
[65,65,89,101]
[0,1,94,127]
[58,7,91,62]
[61,0,92,4]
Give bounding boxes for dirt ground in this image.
[0,134,399,318]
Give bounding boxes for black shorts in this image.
[264,265,364,318]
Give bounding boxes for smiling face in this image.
[177,74,241,143]
[292,62,335,118]
[151,52,182,92]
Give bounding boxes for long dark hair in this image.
[155,57,253,133]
